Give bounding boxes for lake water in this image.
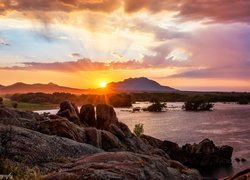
[36,102,250,178]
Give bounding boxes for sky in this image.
[0,0,250,91]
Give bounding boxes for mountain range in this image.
[0,77,178,95]
[108,77,178,92]
[0,82,85,95]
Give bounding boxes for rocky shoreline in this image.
[0,101,248,179]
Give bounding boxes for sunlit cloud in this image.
[0,1,250,91]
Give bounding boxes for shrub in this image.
[12,102,18,109]
[183,95,214,111]
[133,123,144,137]
[237,99,249,105]
[147,101,166,112]
[0,97,3,107]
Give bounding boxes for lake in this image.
[36,102,250,178]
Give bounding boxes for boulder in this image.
[0,107,40,120]
[96,104,118,130]
[117,121,133,137]
[161,140,181,156]
[108,123,126,140]
[141,134,163,148]
[79,104,96,127]
[39,117,86,143]
[100,130,123,151]
[85,127,102,148]
[44,152,202,180]
[223,168,250,180]
[57,101,81,125]
[0,124,103,172]
[196,138,216,153]
[219,145,233,159]
[158,139,233,168]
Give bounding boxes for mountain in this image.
[0,85,5,89]
[108,77,178,92]
[0,77,178,95]
[0,82,85,95]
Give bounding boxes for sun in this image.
[99,81,107,88]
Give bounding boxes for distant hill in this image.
[0,82,85,95]
[0,77,178,95]
[0,85,5,89]
[108,77,178,92]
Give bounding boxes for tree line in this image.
[7,91,250,108]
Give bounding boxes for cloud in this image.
[0,0,121,13]
[1,0,250,24]
[0,37,9,46]
[124,0,250,23]
[70,53,82,58]
[0,59,150,72]
[132,20,185,41]
[169,67,250,79]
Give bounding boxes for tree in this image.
[12,102,18,109]
[237,99,249,105]
[147,101,166,112]
[0,97,3,107]
[183,95,214,111]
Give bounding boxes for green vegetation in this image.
[2,91,249,111]
[1,97,57,111]
[130,92,250,103]
[146,99,166,112]
[237,98,249,105]
[182,95,214,111]
[0,158,42,180]
[133,123,144,137]
[10,93,133,108]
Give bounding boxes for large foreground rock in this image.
[142,135,233,168]
[44,152,202,180]
[223,168,250,180]
[79,104,96,127]
[56,101,82,125]
[0,124,103,171]
[96,104,118,130]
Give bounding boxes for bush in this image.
[183,95,214,111]
[0,97,3,107]
[133,123,144,137]
[147,101,166,112]
[12,102,18,109]
[237,99,249,105]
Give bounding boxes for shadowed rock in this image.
[39,116,86,143]
[96,104,118,130]
[0,107,41,120]
[57,101,81,125]
[223,168,250,180]
[0,124,103,172]
[79,104,96,127]
[44,152,202,180]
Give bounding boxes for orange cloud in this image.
[1,0,250,23]
[0,59,150,72]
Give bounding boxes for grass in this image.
[0,158,43,180]
[2,98,58,111]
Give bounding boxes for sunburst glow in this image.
[99,81,107,88]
